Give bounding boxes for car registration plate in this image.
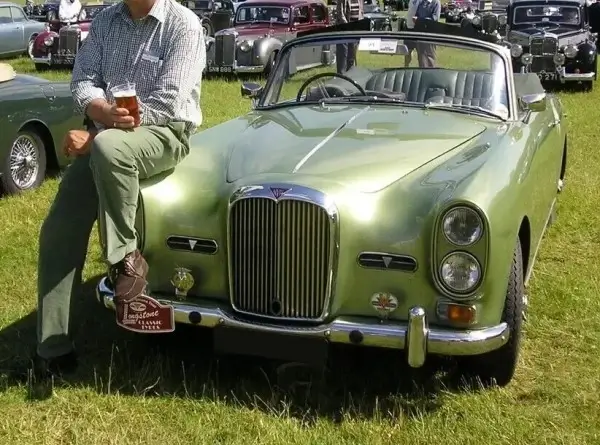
[213,326,328,366]
[538,71,557,81]
[208,65,233,73]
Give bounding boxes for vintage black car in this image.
[506,0,597,89]
[181,0,235,36]
[461,0,509,37]
[445,1,476,24]
[363,0,398,30]
[25,0,59,21]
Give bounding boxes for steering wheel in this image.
[296,72,366,102]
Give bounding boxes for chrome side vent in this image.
[358,252,417,272]
[166,236,218,254]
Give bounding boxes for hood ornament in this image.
[171,267,195,299]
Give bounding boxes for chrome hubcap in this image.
[9,135,39,189]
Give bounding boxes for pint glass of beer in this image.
[110,82,140,127]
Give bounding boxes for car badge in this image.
[171,267,195,299]
[382,256,392,268]
[188,239,197,250]
[370,292,399,318]
[270,187,290,200]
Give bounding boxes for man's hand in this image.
[63,129,96,157]
[86,99,136,129]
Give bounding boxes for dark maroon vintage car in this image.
[29,3,111,70]
[205,0,332,75]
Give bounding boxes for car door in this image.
[0,6,18,56]
[10,6,28,52]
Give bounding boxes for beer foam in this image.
[113,90,136,97]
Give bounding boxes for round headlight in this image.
[472,15,481,26]
[442,207,483,246]
[510,44,523,58]
[521,53,533,65]
[440,252,481,293]
[239,40,253,52]
[564,44,578,58]
[498,15,507,25]
[553,53,565,65]
[43,36,53,46]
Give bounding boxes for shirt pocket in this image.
[137,58,163,87]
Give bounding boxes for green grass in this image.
[1,52,600,445]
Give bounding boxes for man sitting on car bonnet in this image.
[33,0,206,379]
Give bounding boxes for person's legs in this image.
[37,155,98,365]
[336,43,348,74]
[89,124,189,303]
[347,42,357,71]
[417,43,436,68]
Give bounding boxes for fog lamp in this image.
[521,53,533,65]
[553,53,565,65]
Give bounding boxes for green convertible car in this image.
[97,25,566,386]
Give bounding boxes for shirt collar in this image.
[118,0,167,23]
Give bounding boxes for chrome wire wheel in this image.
[9,134,40,190]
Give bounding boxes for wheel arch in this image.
[517,216,531,281]
[18,120,58,172]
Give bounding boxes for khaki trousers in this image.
[36,124,189,359]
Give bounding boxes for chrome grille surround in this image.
[58,25,80,55]
[529,33,558,56]
[227,184,339,322]
[215,30,236,65]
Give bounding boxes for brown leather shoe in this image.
[109,250,149,304]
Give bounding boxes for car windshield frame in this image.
[234,5,291,24]
[257,31,518,121]
[512,4,581,26]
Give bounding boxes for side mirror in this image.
[519,93,547,112]
[241,82,263,99]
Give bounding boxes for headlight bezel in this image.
[564,44,578,58]
[43,36,54,46]
[439,251,483,295]
[433,202,488,300]
[472,15,481,26]
[510,43,523,58]
[238,40,254,52]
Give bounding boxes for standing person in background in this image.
[58,0,82,22]
[404,0,420,67]
[336,0,364,74]
[413,0,441,67]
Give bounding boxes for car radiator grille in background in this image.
[531,57,556,73]
[482,14,498,33]
[58,28,80,54]
[530,37,558,56]
[229,198,332,320]
[215,34,235,65]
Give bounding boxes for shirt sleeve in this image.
[433,0,441,21]
[70,18,107,115]
[406,0,418,26]
[138,26,206,126]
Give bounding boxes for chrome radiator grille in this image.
[530,36,558,56]
[58,28,80,54]
[215,34,235,65]
[481,14,498,33]
[229,197,332,320]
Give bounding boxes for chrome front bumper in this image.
[31,55,51,65]
[96,277,510,368]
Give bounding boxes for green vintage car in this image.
[0,63,77,195]
[97,26,566,386]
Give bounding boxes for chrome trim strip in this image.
[165,235,219,254]
[226,184,340,322]
[97,277,511,366]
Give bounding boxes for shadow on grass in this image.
[0,274,479,422]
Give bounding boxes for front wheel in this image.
[27,37,36,57]
[0,130,47,195]
[458,240,525,387]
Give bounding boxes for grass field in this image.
[1,33,600,445]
